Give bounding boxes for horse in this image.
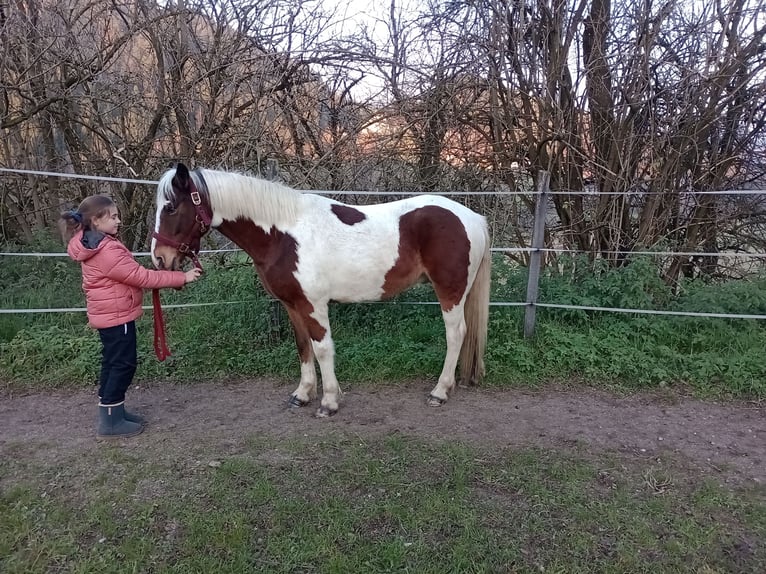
[151,163,491,417]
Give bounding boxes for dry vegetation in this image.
[2,0,766,281]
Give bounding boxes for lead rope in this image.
[152,257,204,361]
[152,288,171,361]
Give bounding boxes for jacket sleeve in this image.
[99,242,186,289]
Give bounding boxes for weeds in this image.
[2,233,766,398]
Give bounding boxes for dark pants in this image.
[98,321,137,404]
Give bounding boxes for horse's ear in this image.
[172,163,192,195]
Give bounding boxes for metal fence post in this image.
[523,170,550,338]
[265,158,279,181]
[264,157,282,340]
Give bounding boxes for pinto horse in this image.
[151,163,491,417]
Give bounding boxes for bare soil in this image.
[1,379,764,488]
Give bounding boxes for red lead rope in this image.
[151,259,203,361]
[152,288,171,361]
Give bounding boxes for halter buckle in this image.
[191,191,202,206]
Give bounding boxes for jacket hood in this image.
[67,229,110,262]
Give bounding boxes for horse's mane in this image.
[157,167,303,228]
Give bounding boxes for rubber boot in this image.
[123,408,146,425]
[99,396,145,425]
[98,403,143,438]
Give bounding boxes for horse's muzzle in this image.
[153,249,182,271]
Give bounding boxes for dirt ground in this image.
[1,379,764,488]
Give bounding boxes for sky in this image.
[315,0,420,100]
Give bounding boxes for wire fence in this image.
[2,167,766,325]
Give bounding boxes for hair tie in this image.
[69,210,83,224]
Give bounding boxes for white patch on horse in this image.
[430,305,468,401]
[291,195,402,303]
[152,170,177,267]
[292,361,317,403]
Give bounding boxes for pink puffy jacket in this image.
[68,230,186,329]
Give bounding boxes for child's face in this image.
[92,205,120,236]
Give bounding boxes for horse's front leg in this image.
[309,303,341,418]
[285,306,318,408]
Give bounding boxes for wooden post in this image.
[523,170,550,338]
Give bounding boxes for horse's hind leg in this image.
[285,307,318,408]
[428,303,467,407]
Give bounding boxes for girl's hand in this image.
[184,267,203,283]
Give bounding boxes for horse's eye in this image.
[164,204,177,215]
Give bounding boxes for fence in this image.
[3,167,766,335]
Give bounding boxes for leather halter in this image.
[151,171,213,269]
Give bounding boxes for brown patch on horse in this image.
[284,307,314,363]
[382,206,470,310]
[331,204,366,225]
[217,219,327,343]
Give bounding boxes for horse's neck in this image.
[205,171,304,267]
[216,218,287,268]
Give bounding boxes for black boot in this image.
[98,403,143,438]
[123,408,146,425]
[99,396,145,425]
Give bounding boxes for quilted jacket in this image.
[67,230,186,329]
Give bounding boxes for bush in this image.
[1,239,765,399]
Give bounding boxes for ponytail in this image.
[58,195,115,243]
[58,209,83,242]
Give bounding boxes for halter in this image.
[151,171,213,270]
[151,170,213,361]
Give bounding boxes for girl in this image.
[61,194,202,438]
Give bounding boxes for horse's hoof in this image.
[427,394,447,407]
[315,405,338,418]
[288,394,309,409]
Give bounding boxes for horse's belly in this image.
[328,261,426,302]
[295,234,402,302]
[327,266,390,302]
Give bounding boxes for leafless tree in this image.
[2,0,765,281]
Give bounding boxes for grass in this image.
[3,236,765,573]
[2,233,766,398]
[1,434,764,573]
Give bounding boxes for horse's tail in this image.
[459,229,491,385]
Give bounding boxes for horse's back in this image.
[360,194,484,227]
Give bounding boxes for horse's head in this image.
[151,163,213,270]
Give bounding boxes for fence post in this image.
[265,158,279,181]
[523,170,550,338]
[264,157,282,341]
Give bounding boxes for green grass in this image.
[1,434,764,573]
[4,236,764,573]
[2,234,766,398]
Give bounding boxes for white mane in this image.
[157,167,304,229]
